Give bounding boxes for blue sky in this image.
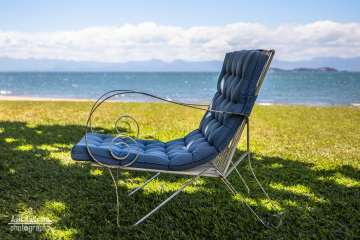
[1,0,359,31]
[0,0,359,62]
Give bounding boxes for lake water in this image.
[0,72,359,106]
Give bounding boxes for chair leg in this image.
[246,153,283,227]
[220,177,267,227]
[230,160,250,194]
[129,172,161,196]
[225,118,282,227]
[132,168,216,227]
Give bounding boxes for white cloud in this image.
[0,21,359,62]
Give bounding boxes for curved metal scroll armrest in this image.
[114,115,139,139]
[85,91,143,168]
[87,89,250,125]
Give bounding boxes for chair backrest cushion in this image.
[187,50,268,157]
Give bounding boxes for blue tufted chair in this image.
[70,49,282,228]
[72,50,268,170]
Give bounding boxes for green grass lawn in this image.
[0,101,359,239]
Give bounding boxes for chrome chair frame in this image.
[85,50,282,228]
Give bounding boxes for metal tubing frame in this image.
[128,172,161,196]
[222,119,283,228]
[133,168,216,227]
[224,118,250,178]
[128,118,282,228]
[229,162,250,194]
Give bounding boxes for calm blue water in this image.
[0,72,359,106]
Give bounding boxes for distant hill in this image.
[268,67,345,73]
[271,57,360,72]
[0,56,359,72]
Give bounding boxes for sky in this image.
[0,0,359,62]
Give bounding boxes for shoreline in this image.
[0,96,134,102]
[0,96,163,103]
[0,95,359,107]
[0,96,98,102]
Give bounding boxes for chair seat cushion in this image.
[71,131,218,171]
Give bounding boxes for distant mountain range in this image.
[0,56,359,72]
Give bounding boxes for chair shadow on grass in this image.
[1,121,359,239]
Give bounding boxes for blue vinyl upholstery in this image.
[71,50,269,170]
